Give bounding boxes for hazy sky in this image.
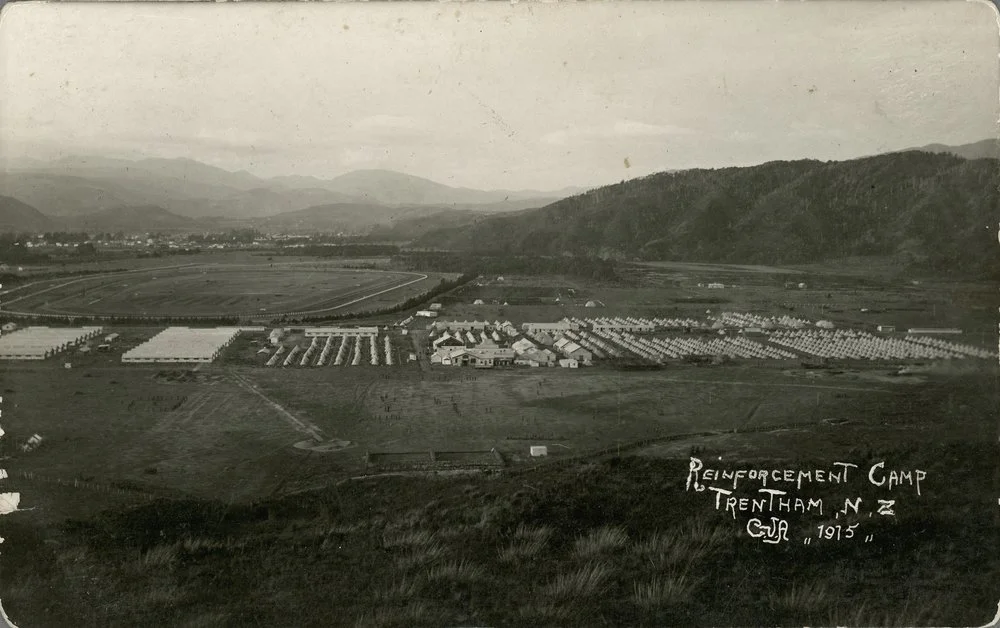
[0,1,997,190]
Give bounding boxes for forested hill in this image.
[415,151,999,275]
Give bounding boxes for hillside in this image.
[255,203,455,234]
[61,205,204,233]
[367,209,486,241]
[0,196,53,232]
[416,151,1000,275]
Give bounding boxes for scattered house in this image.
[401,329,408,335]
[558,358,579,368]
[432,348,468,365]
[798,282,808,289]
[496,276,505,282]
[408,352,417,361]
[432,320,488,332]
[97,344,112,351]
[467,346,516,368]
[876,325,896,333]
[428,303,443,311]
[268,328,284,346]
[432,332,465,349]
[511,337,537,355]
[554,338,592,365]
[416,310,438,318]
[815,320,835,329]
[707,282,725,289]
[1,323,17,333]
[104,333,120,343]
[473,299,485,305]
[530,445,548,457]
[516,349,557,367]
[585,300,599,308]
[533,331,555,346]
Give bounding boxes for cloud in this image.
[541,120,699,145]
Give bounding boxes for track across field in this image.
[1,262,428,318]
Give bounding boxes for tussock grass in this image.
[139,544,178,568]
[631,574,701,608]
[573,526,629,558]
[328,522,363,535]
[631,531,707,570]
[686,520,731,547]
[353,602,428,628]
[512,522,554,543]
[385,508,429,532]
[498,523,554,563]
[382,528,435,550]
[423,559,485,583]
[543,562,613,600]
[827,595,942,627]
[394,542,446,571]
[181,537,226,553]
[498,537,548,564]
[473,504,503,529]
[437,523,476,540]
[372,579,420,603]
[517,603,572,622]
[767,582,831,612]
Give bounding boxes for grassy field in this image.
[3,262,431,318]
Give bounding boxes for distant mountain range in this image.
[0,157,575,223]
[415,150,999,275]
[2,146,997,277]
[898,138,999,161]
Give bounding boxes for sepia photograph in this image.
[0,1,997,625]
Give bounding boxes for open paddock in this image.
[2,262,442,319]
[240,362,963,457]
[0,364,339,507]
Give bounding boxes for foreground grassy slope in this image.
[3,436,997,627]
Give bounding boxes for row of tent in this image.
[262,334,397,367]
[767,330,979,360]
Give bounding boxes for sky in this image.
[0,1,997,191]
